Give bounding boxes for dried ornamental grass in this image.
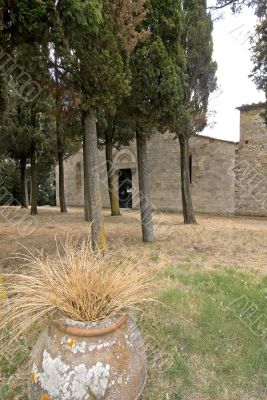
[0,239,155,347]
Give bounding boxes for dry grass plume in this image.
[0,238,155,347]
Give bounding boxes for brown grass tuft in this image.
[0,238,155,346]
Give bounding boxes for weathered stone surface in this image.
[55,103,267,216]
[235,105,267,216]
[56,134,237,215]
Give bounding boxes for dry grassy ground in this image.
[0,206,267,273]
[0,207,267,400]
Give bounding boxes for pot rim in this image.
[54,313,129,338]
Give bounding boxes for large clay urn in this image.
[28,313,147,400]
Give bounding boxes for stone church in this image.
[56,102,267,216]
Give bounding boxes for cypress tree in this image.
[1,90,55,214]
[54,54,67,214]
[0,0,54,51]
[251,4,267,124]
[54,0,144,249]
[126,0,184,242]
[174,0,217,224]
[0,1,54,129]
[0,99,32,208]
[19,42,54,215]
[51,57,82,214]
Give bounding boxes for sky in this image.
[203,1,265,142]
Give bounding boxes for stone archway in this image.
[113,148,137,172]
[113,148,138,209]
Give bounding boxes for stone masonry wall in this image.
[57,133,237,215]
[147,134,236,214]
[56,148,111,208]
[234,106,267,216]
[190,136,237,214]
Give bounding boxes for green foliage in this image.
[55,0,130,113]
[0,0,55,51]
[146,0,185,68]
[37,170,56,207]
[0,43,57,207]
[0,157,56,207]
[122,0,216,139]
[251,13,267,123]
[97,110,135,148]
[214,1,259,13]
[56,0,102,35]
[131,38,182,131]
[215,0,266,127]
[1,98,34,160]
[1,86,54,156]
[126,0,184,135]
[0,159,21,205]
[175,0,217,137]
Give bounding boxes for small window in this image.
[189,155,193,184]
[76,162,82,188]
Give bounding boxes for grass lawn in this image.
[0,207,267,399]
[141,266,267,400]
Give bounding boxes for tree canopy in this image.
[212,0,259,12]
[175,0,217,137]
[127,0,184,134]
[251,4,267,122]
[0,0,54,51]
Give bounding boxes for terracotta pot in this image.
[28,313,147,400]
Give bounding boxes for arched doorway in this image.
[113,148,137,209]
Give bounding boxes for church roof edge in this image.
[194,134,239,145]
[236,102,267,112]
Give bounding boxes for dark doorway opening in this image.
[118,169,132,209]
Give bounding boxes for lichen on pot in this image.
[29,313,147,400]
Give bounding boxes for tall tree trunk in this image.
[30,147,38,216]
[179,134,197,225]
[136,129,154,243]
[83,135,91,222]
[57,146,67,213]
[105,134,121,216]
[55,52,67,213]
[83,109,106,249]
[20,155,28,208]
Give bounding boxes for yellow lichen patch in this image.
[65,338,77,349]
[111,191,120,215]
[99,222,107,251]
[40,395,50,400]
[31,372,35,384]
